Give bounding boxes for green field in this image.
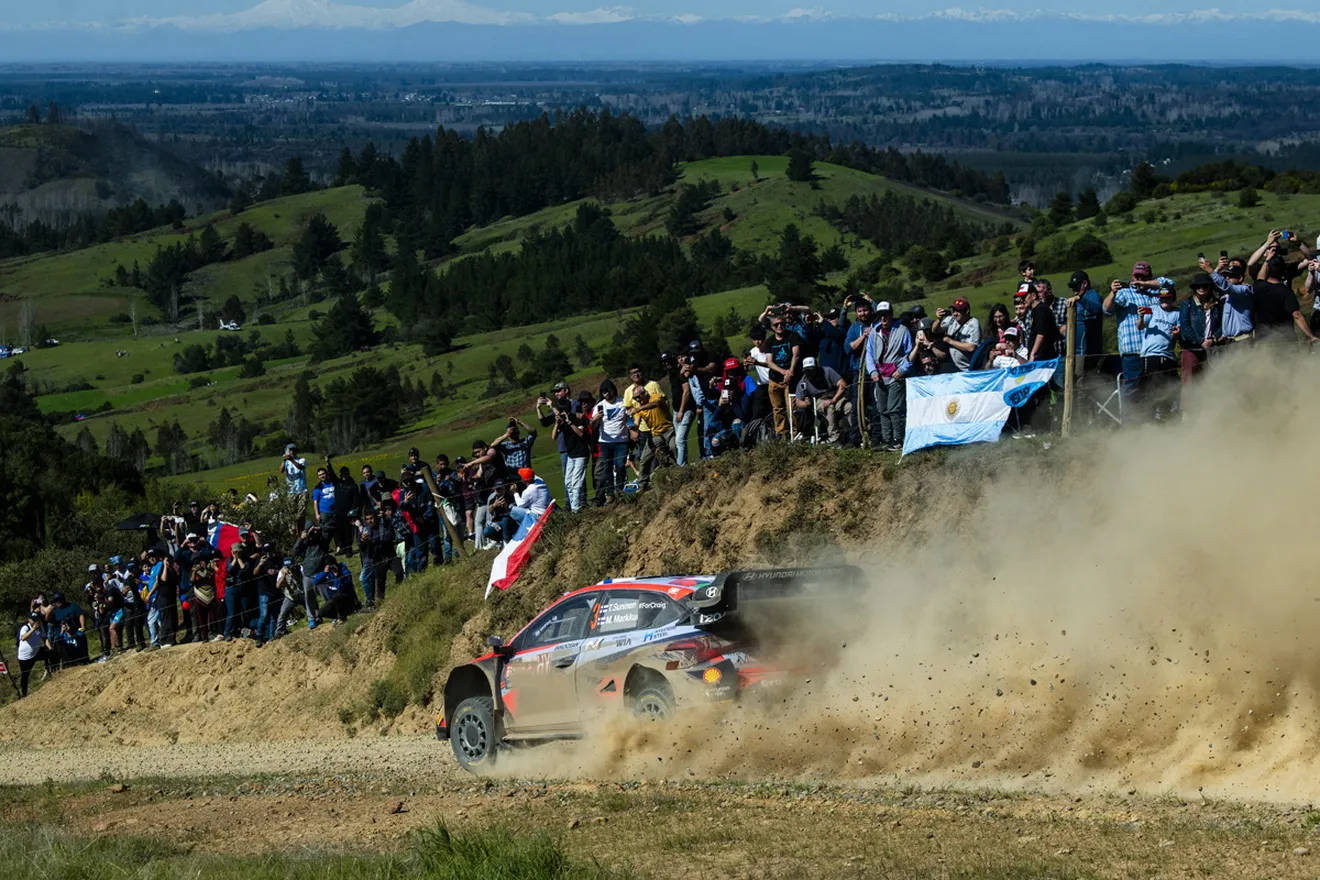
[7,152,1307,503]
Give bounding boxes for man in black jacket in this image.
[291,524,330,629]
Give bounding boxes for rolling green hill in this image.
[8,149,1308,507]
[0,122,229,222]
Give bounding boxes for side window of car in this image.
[592,591,683,635]
[522,594,598,650]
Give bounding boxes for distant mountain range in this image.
[4,5,1320,62]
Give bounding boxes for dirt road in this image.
[5,735,1320,879]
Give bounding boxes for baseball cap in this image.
[28,610,41,621]
[1014,285,1031,299]
[1191,272,1213,289]
[238,527,250,536]
[1067,270,1090,290]
[826,307,840,319]
[917,318,934,332]
[801,356,818,369]
[189,499,201,507]
[577,390,594,403]
[283,557,294,567]
[52,592,65,603]
[88,564,99,573]
[908,305,927,319]
[285,444,296,452]
[1003,328,1021,341]
[1132,261,1153,277]
[109,555,122,566]
[518,467,534,481]
[1158,288,1177,299]
[874,300,893,314]
[687,339,703,352]
[952,298,970,311]
[185,532,198,541]
[552,381,569,392]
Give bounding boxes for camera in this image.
[507,418,517,428]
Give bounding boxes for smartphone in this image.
[1197,252,1205,260]
[1139,307,1153,316]
[1220,250,1228,258]
[1282,230,1292,241]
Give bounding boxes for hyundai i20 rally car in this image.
[437,565,863,772]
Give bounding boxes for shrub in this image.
[129,373,144,385]
[188,375,209,389]
[256,313,276,326]
[1238,187,1260,208]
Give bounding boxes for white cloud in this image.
[129,0,534,31]
[547,6,636,24]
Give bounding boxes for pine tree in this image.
[786,149,815,182]
[293,213,344,281]
[312,291,376,361]
[281,156,312,196]
[334,148,357,187]
[285,374,317,447]
[198,224,226,263]
[1076,189,1101,220]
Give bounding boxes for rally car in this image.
[437,565,863,772]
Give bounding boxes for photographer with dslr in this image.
[292,524,331,630]
[550,393,590,511]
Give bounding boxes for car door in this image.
[577,590,687,719]
[503,592,599,736]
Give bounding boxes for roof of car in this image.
[557,575,715,604]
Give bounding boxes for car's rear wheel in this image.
[450,696,499,772]
[633,683,675,722]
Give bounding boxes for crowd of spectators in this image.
[12,229,1320,697]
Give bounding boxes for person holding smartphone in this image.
[1104,260,1174,408]
[1135,286,1182,421]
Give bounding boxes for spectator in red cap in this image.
[937,297,981,371]
[989,325,1027,368]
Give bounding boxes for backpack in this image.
[738,416,775,449]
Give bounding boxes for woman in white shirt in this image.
[16,611,49,697]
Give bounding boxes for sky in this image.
[3,0,1286,27]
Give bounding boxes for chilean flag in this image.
[485,502,555,600]
[208,521,243,598]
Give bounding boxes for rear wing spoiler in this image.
[685,565,864,621]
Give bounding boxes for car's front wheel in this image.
[450,696,499,772]
[633,683,675,722]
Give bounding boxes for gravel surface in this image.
[0,735,459,786]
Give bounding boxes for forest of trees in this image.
[332,109,1014,263]
[816,191,1002,262]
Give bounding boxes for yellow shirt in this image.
[635,397,674,434]
[623,381,665,432]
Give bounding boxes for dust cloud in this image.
[501,346,1320,802]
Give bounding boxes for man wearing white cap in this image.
[793,357,852,445]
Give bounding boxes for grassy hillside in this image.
[0,186,373,335]
[0,122,229,222]
[25,285,767,502]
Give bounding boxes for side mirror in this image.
[486,635,504,649]
[487,635,513,657]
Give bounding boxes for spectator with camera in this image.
[988,325,1027,368]
[313,558,355,626]
[253,542,283,647]
[863,301,911,451]
[550,394,590,511]
[536,381,577,488]
[743,325,773,423]
[279,444,307,495]
[494,417,537,471]
[292,524,330,630]
[466,439,507,549]
[628,382,676,481]
[1065,271,1106,377]
[624,364,668,480]
[793,357,853,446]
[16,610,53,697]
[109,555,146,651]
[1136,285,1182,420]
[358,507,399,607]
[1253,255,1318,345]
[222,528,259,642]
[936,298,981,372]
[1104,261,1173,402]
[816,306,851,375]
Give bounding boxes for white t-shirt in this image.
[282,457,307,493]
[592,399,630,444]
[17,622,43,661]
[748,346,772,385]
[515,478,552,517]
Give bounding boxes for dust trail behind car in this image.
[515,349,1320,802]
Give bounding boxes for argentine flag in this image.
[902,359,1059,456]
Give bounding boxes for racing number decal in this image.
[589,600,602,632]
